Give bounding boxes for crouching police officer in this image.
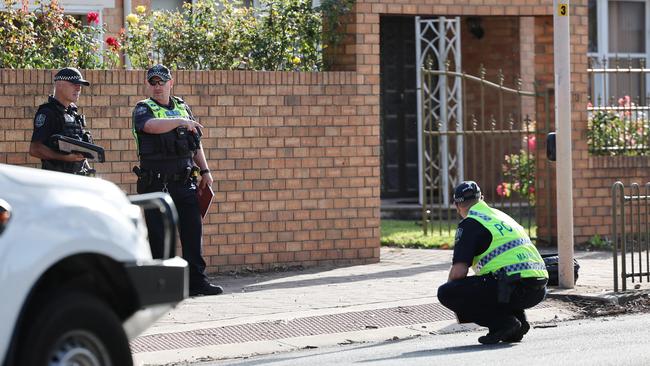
[29,67,96,176]
[437,181,548,344]
[132,64,223,296]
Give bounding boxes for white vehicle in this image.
[0,163,188,366]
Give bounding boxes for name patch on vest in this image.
[165,109,182,117]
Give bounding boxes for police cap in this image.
[147,64,172,81]
[453,181,481,203]
[53,67,90,86]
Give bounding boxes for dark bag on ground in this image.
[542,253,579,286]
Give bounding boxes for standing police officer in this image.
[132,64,223,296]
[29,67,95,175]
[437,181,548,344]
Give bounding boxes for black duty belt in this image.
[133,166,198,184]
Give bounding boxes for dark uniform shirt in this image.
[452,217,492,266]
[31,96,89,173]
[132,97,195,174]
[31,96,76,144]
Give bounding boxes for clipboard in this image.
[197,184,214,219]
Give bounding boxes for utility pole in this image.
[553,0,575,288]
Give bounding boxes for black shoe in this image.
[478,317,521,345]
[503,320,530,343]
[190,282,224,296]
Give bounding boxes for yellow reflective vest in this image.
[132,97,197,159]
[468,200,548,279]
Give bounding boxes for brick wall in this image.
[0,69,381,273]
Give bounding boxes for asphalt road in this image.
[206,313,650,366]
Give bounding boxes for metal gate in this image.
[611,182,650,292]
[418,64,551,240]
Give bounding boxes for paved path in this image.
[131,247,646,365]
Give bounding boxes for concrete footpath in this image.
[131,247,641,365]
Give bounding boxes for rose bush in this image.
[587,95,649,156]
[1,0,353,71]
[496,133,536,204]
[0,0,120,69]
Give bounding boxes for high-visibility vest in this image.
[469,200,548,279]
[143,97,189,119]
[132,97,196,159]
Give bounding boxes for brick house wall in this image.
[0,69,381,273]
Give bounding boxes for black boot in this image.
[190,282,224,296]
[504,311,530,342]
[478,316,521,345]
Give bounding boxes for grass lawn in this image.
[380,219,456,249]
[381,219,538,249]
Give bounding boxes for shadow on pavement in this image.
[359,343,514,363]
[211,262,450,293]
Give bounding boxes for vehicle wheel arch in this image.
[4,253,138,366]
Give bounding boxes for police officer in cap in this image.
[132,64,223,296]
[437,181,548,344]
[29,67,95,175]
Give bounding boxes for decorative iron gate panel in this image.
[416,16,462,206]
[418,65,551,241]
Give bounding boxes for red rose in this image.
[106,36,120,50]
[87,11,99,24]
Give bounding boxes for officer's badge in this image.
[34,113,46,128]
[64,114,75,123]
[454,228,463,246]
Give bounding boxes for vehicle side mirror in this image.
[0,198,12,235]
[546,132,556,162]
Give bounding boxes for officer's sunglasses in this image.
[148,79,168,86]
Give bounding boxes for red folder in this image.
[197,185,214,219]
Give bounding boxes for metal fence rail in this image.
[611,181,650,292]
[588,57,650,156]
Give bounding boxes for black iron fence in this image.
[611,181,650,292]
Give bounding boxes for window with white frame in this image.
[589,0,650,103]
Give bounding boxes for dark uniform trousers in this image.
[137,178,208,288]
[437,275,547,329]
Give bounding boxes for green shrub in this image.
[121,0,353,71]
[587,96,650,156]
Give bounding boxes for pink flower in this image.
[528,186,535,195]
[106,36,120,50]
[87,11,99,24]
[496,183,511,197]
[527,135,536,151]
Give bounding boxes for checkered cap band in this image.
[54,75,82,82]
